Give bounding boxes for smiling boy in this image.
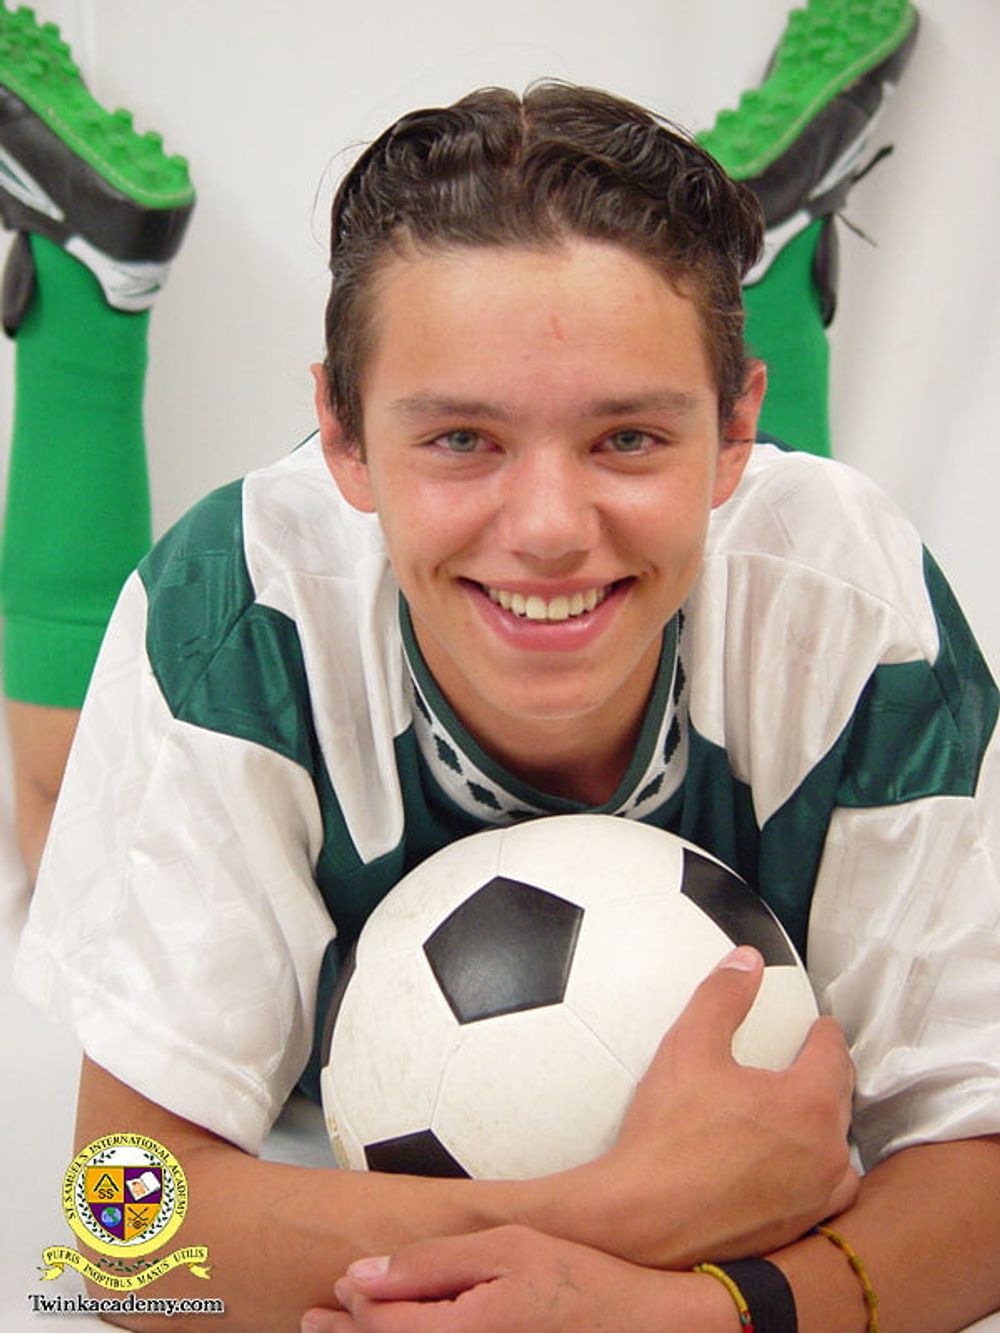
[16,83,1000,1331]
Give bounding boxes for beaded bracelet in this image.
[814,1225,879,1332]
[694,1262,754,1330]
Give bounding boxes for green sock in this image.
[2,234,152,707]
[744,219,831,458]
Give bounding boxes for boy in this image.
[16,81,1000,1332]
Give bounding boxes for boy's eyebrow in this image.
[388,389,701,421]
[586,391,700,418]
[389,393,515,422]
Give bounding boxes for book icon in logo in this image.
[126,1170,161,1202]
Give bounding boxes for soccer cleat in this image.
[0,2,195,313]
[699,0,919,303]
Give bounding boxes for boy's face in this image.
[319,239,762,763]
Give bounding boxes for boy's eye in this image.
[435,430,482,453]
[604,429,652,453]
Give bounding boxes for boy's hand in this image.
[301,1226,736,1333]
[576,945,859,1266]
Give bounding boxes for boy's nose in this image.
[495,449,600,565]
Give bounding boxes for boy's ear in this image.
[311,363,376,513]
[712,359,767,509]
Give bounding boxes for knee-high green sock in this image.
[744,218,831,458]
[698,1,919,458]
[2,234,152,706]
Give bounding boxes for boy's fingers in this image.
[301,1311,353,1333]
[336,1230,515,1304]
[666,946,766,1060]
[793,1016,856,1129]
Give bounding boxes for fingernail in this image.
[716,945,760,972]
[301,1314,326,1333]
[347,1254,390,1281]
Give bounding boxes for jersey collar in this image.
[400,597,688,824]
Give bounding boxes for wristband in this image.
[694,1258,798,1332]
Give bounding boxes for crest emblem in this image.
[40,1133,210,1290]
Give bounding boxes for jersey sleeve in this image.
[701,447,1000,1169]
[15,570,335,1156]
[805,573,1000,1166]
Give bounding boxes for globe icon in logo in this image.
[100,1206,123,1228]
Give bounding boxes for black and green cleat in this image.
[699,0,919,304]
[0,2,195,312]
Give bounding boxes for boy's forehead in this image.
[362,239,717,406]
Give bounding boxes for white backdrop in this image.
[3,0,999,651]
[2,2,999,1327]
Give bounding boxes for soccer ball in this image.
[319,814,817,1180]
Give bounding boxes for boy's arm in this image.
[78,951,857,1331]
[76,1054,539,1329]
[320,1136,1000,1332]
[772,1134,1000,1331]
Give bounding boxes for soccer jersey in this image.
[16,437,1000,1167]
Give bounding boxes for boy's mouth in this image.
[478,580,628,622]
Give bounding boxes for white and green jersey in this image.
[16,438,1000,1166]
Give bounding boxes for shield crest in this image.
[85,1165,163,1242]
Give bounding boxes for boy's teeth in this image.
[486,585,609,620]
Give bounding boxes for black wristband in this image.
[717,1259,797,1332]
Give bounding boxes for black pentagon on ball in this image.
[680,848,796,966]
[424,876,584,1024]
[364,1129,470,1178]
